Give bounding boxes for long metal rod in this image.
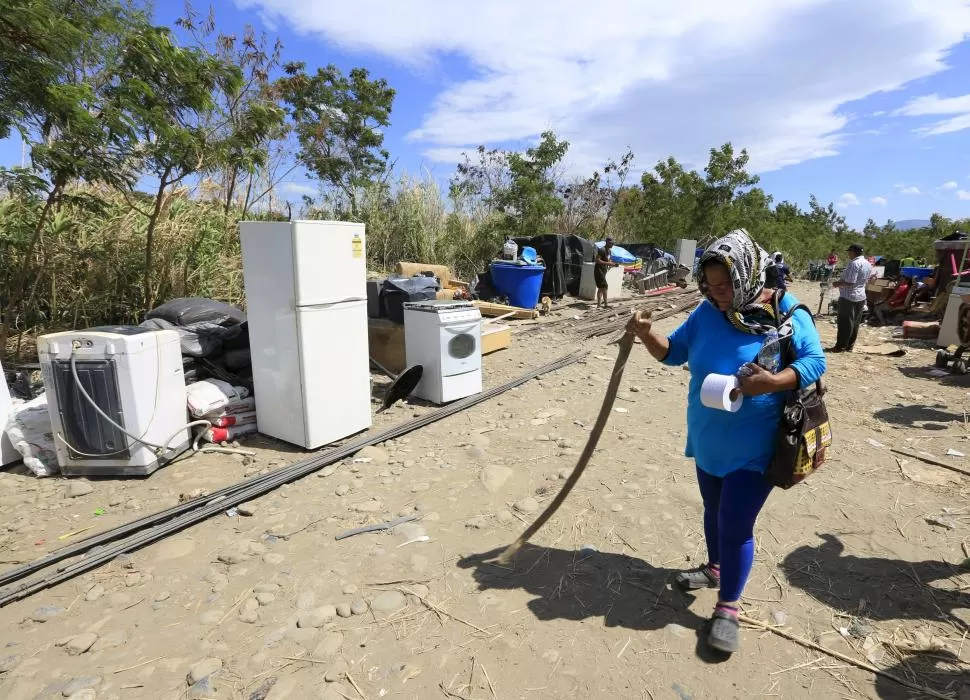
[0,350,588,606]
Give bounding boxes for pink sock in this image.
[715,602,738,617]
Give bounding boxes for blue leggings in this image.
[695,466,773,602]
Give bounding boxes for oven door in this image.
[438,322,481,376]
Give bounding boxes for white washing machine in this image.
[403,301,482,404]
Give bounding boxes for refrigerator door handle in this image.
[299,297,366,309]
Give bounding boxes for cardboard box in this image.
[368,318,406,375]
[482,324,511,355]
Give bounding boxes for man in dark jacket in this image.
[595,238,619,308]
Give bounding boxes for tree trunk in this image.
[241,173,254,219]
[143,167,172,314]
[223,165,238,216]
[0,183,61,360]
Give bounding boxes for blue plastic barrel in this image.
[490,262,545,309]
[901,266,934,281]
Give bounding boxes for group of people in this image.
[828,244,937,348]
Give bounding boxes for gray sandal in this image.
[675,565,719,590]
[708,609,740,653]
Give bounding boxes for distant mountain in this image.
[893,219,931,231]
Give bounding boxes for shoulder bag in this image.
[766,291,833,489]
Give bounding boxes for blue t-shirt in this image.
[662,294,826,477]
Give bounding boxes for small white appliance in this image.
[403,300,482,404]
[37,327,190,476]
[605,265,624,297]
[239,220,372,449]
[939,291,969,347]
[579,262,596,301]
[0,360,20,466]
[675,239,697,283]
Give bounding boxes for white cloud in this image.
[900,186,922,195]
[837,192,860,209]
[278,182,316,198]
[238,0,970,175]
[894,92,970,135]
[939,180,959,189]
[870,196,888,206]
[958,189,970,201]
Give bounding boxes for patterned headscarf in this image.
[697,229,785,336]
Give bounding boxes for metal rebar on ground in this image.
[0,350,589,607]
[583,291,702,340]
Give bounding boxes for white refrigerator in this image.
[239,220,372,449]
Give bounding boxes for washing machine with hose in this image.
[38,327,195,476]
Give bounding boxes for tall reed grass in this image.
[0,172,506,359]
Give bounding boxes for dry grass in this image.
[0,172,505,360]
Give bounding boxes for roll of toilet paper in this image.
[700,373,743,412]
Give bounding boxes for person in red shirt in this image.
[826,249,839,277]
[873,276,911,325]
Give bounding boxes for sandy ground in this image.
[0,281,968,700]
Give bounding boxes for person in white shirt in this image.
[828,243,872,352]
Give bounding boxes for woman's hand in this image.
[737,363,780,396]
[625,310,652,340]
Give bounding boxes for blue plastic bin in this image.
[490,262,545,309]
[901,266,934,281]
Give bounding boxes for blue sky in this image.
[4,0,970,229]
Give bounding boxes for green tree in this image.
[108,23,243,309]
[698,143,760,235]
[494,130,569,235]
[175,4,286,217]
[275,62,395,218]
[634,156,705,248]
[0,0,126,137]
[0,0,143,357]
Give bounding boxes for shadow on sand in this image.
[781,534,969,630]
[874,652,969,700]
[783,534,969,698]
[458,544,728,664]
[872,404,964,429]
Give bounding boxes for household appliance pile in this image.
[2,220,487,477]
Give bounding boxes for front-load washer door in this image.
[439,322,481,376]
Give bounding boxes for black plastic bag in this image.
[223,347,252,371]
[139,318,240,358]
[145,297,245,328]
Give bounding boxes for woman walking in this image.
[626,229,826,654]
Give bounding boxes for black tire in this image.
[936,350,951,368]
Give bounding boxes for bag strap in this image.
[771,290,825,396]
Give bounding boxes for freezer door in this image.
[297,300,372,448]
[292,220,367,305]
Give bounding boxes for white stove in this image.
[403,300,482,404]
